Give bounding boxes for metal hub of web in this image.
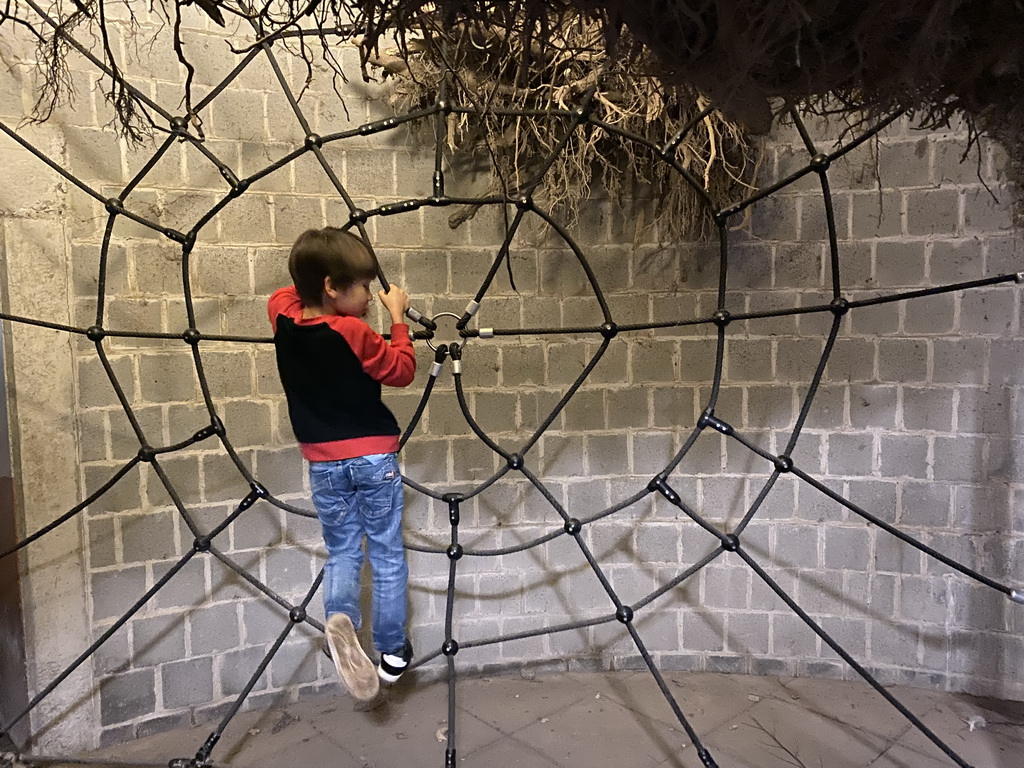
[1,13,1022,768]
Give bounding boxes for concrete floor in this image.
[26,670,1024,768]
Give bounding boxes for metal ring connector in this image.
[426,312,472,352]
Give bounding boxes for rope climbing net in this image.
[1,10,1023,768]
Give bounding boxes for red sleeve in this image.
[330,317,417,387]
[268,286,302,332]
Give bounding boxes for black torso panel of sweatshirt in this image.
[273,316,401,444]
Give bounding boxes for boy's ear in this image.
[322,275,337,299]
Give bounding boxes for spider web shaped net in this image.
[0,10,1022,768]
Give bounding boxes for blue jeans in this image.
[309,452,409,655]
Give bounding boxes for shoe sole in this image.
[326,614,379,701]
[378,665,405,684]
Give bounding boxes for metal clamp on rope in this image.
[429,345,448,378]
[456,299,481,330]
[479,327,494,339]
[1011,589,1024,605]
[406,305,437,331]
[450,342,463,374]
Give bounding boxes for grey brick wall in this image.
[1,15,1022,754]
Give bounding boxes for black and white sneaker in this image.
[378,639,413,684]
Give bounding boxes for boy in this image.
[268,227,416,702]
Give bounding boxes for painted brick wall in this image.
[0,11,1021,752]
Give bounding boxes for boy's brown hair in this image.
[289,227,377,306]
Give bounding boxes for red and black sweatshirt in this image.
[268,286,416,462]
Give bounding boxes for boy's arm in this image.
[267,285,301,332]
[369,283,415,386]
[336,317,416,387]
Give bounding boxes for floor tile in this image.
[49,670,1024,768]
[217,712,326,766]
[702,696,890,768]
[596,670,792,736]
[866,743,956,768]
[884,683,954,714]
[511,692,698,768]
[461,733,562,768]
[245,730,364,768]
[780,676,923,741]
[876,694,1024,768]
[455,673,599,735]
[208,709,301,764]
[303,681,507,767]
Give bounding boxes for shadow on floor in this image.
[13,670,1024,768]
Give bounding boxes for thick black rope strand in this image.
[185,570,325,766]
[0,458,141,561]
[0,551,197,739]
[737,545,975,768]
[792,463,1016,596]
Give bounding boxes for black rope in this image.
[0,550,198,742]
[183,570,325,766]
[737,545,975,768]
[0,458,141,560]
